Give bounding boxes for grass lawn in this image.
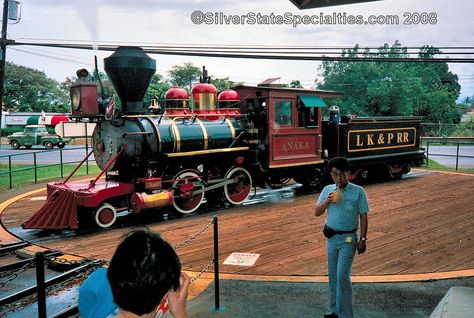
[422,158,474,173]
[0,162,101,190]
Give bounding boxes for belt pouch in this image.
[323,225,336,238]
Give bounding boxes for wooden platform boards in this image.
[2,170,474,277]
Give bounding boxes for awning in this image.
[27,115,70,126]
[298,95,327,107]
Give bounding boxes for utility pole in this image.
[0,0,9,138]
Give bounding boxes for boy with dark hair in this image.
[315,157,369,318]
[79,229,189,318]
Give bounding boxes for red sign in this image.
[273,134,317,160]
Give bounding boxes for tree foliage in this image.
[4,62,69,113]
[211,77,243,91]
[168,62,201,91]
[290,80,303,88]
[143,73,172,107]
[317,41,461,123]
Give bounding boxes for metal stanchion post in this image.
[426,142,429,166]
[85,126,89,174]
[8,155,12,189]
[35,252,47,318]
[210,215,224,312]
[60,149,64,178]
[455,143,460,171]
[34,152,37,183]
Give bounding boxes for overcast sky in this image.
[5,0,474,101]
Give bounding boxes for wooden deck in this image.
[2,170,474,277]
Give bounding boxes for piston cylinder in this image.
[130,190,173,213]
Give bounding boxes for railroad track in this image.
[0,240,105,317]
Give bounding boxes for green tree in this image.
[143,73,172,107]
[168,62,201,91]
[211,77,243,91]
[4,62,69,113]
[317,41,461,123]
[290,80,303,88]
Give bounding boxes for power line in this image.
[13,38,474,50]
[11,41,474,63]
[9,47,94,67]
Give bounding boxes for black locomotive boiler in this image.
[23,46,424,231]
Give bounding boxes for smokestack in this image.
[104,47,156,114]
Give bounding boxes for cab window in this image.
[274,101,292,127]
[298,101,318,128]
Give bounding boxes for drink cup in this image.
[331,190,342,203]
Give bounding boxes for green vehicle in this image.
[7,125,70,150]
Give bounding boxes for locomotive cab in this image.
[233,85,342,189]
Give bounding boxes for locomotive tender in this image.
[23,47,425,231]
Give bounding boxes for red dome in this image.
[165,87,189,100]
[191,83,217,94]
[218,89,240,101]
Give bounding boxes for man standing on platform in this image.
[315,157,369,318]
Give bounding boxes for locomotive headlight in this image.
[71,89,81,110]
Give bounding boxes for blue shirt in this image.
[78,268,118,318]
[317,182,369,231]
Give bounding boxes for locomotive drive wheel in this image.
[172,170,205,214]
[224,166,253,205]
[94,203,117,228]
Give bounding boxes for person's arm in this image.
[315,192,335,216]
[168,272,190,318]
[357,213,368,254]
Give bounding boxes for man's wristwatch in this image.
[360,237,367,242]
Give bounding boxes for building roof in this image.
[233,85,343,97]
[258,77,282,86]
[289,0,382,9]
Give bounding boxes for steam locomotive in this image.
[23,47,425,231]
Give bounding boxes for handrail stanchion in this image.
[212,215,221,311]
[34,152,38,184]
[85,126,89,175]
[35,252,47,318]
[455,142,460,171]
[60,149,64,178]
[8,155,12,189]
[426,142,429,166]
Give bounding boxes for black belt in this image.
[325,225,357,234]
[333,228,357,234]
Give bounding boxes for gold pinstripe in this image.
[225,118,236,140]
[164,147,249,157]
[171,118,181,152]
[195,117,209,150]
